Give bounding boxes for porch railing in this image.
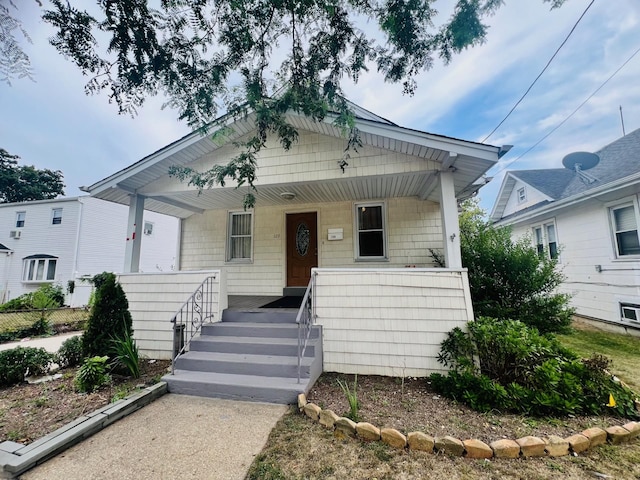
[296,271,317,383]
[170,275,218,374]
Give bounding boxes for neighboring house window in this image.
[227,211,253,261]
[532,221,558,259]
[620,303,640,323]
[517,187,526,204]
[610,203,640,257]
[355,202,386,259]
[22,255,57,282]
[16,212,25,228]
[51,208,63,225]
[143,222,154,235]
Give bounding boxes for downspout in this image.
[70,199,84,305]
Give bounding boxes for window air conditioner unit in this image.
[9,230,21,239]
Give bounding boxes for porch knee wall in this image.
[314,268,474,377]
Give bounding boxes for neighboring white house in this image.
[490,128,640,333]
[84,100,504,378]
[0,196,179,306]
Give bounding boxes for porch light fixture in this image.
[280,192,296,200]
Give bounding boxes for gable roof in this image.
[491,127,640,223]
[0,243,10,251]
[84,100,500,218]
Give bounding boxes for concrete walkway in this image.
[20,394,287,480]
[0,332,82,353]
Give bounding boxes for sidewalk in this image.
[20,394,288,480]
[0,332,81,353]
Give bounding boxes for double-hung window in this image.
[22,255,57,282]
[355,202,387,260]
[517,187,526,204]
[51,208,63,225]
[610,203,640,257]
[16,212,26,228]
[227,211,253,261]
[532,221,558,259]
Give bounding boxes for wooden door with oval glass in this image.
[286,212,318,287]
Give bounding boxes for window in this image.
[532,221,558,259]
[517,187,526,204]
[621,303,640,323]
[22,255,57,282]
[16,212,25,228]
[143,222,154,236]
[227,212,253,261]
[355,202,386,259]
[51,208,63,225]
[610,203,640,257]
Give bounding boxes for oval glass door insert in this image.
[296,223,310,256]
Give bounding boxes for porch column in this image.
[439,170,462,268]
[124,194,145,273]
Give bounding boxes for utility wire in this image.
[482,0,596,142]
[491,44,640,177]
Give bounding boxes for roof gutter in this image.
[494,170,640,226]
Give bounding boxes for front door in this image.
[286,212,318,287]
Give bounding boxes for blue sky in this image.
[1,0,639,213]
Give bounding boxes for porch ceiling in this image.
[86,112,498,218]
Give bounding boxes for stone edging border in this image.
[297,393,640,459]
[0,382,167,479]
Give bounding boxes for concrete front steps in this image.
[163,309,322,404]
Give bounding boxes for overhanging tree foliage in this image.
[42,0,565,207]
[460,199,573,334]
[0,148,65,203]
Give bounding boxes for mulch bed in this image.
[0,360,170,444]
[308,373,631,444]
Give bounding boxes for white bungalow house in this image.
[84,102,503,402]
[0,196,179,306]
[490,128,640,335]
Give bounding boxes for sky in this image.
[1,0,639,214]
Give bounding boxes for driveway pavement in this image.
[0,332,82,353]
[21,394,287,480]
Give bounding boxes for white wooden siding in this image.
[502,180,549,217]
[314,268,474,376]
[180,197,444,295]
[510,194,640,326]
[140,129,440,195]
[118,270,223,359]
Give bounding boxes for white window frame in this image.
[354,201,388,261]
[51,208,63,225]
[22,256,58,283]
[517,187,527,204]
[608,198,640,259]
[531,220,559,260]
[15,211,26,228]
[226,211,254,263]
[143,221,154,236]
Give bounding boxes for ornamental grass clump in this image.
[337,375,360,422]
[431,317,639,418]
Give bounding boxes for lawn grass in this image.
[557,320,640,392]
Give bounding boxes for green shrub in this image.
[460,199,573,334]
[75,356,110,392]
[111,333,140,378]
[0,284,65,312]
[431,317,639,418]
[0,347,54,386]
[57,335,84,368]
[82,272,133,357]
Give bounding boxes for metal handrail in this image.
[296,272,316,383]
[170,275,218,374]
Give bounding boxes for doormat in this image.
[260,296,303,309]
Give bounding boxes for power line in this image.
[482,0,596,143]
[491,44,640,177]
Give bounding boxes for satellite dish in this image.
[562,151,600,171]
